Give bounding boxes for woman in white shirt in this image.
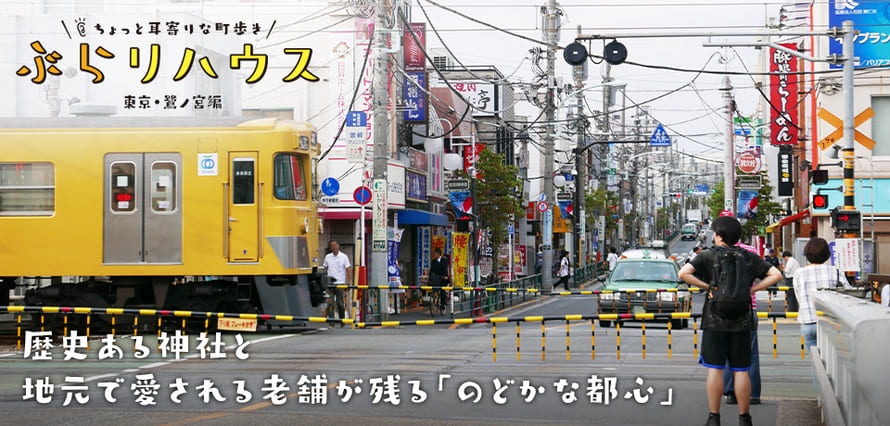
[792,238,848,350]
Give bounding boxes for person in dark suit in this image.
[430,248,449,310]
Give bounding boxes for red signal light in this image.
[812,194,828,209]
[116,193,132,202]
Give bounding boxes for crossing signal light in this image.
[811,169,829,185]
[831,209,861,232]
[456,216,471,232]
[812,194,828,209]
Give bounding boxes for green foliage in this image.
[705,170,781,239]
[458,149,524,281]
[585,188,619,234]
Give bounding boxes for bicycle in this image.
[427,277,449,317]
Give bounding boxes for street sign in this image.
[737,151,762,174]
[737,177,762,190]
[695,184,709,193]
[345,111,367,164]
[446,179,470,191]
[650,124,671,147]
[372,179,387,251]
[321,178,340,196]
[353,186,372,205]
[556,192,573,200]
[537,201,548,212]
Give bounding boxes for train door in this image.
[227,153,259,262]
[103,153,182,264]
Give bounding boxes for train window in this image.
[273,153,307,201]
[0,162,54,216]
[110,162,136,213]
[232,158,255,204]
[150,162,176,213]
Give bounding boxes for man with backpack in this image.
[678,216,783,426]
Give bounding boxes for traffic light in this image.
[811,169,829,185]
[812,194,829,209]
[456,216,471,232]
[831,209,861,232]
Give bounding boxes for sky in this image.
[412,0,787,160]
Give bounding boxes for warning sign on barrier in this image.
[217,317,257,332]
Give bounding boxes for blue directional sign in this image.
[321,178,340,196]
[734,125,752,136]
[650,124,671,147]
[695,184,709,193]
[346,111,367,127]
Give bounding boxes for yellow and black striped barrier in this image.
[2,306,812,361]
[332,284,542,293]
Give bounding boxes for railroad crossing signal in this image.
[817,108,876,151]
[812,194,828,209]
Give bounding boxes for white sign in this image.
[432,81,499,116]
[320,196,340,205]
[597,215,605,238]
[346,136,365,163]
[387,162,406,209]
[198,153,218,176]
[372,179,387,251]
[834,238,861,272]
[542,209,553,248]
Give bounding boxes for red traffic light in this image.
[812,194,828,209]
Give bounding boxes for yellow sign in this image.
[217,317,258,332]
[552,205,571,233]
[452,232,469,286]
[817,107,876,150]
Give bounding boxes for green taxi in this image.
[597,255,691,329]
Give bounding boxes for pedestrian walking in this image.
[556,250,572,290]
[607,247,619,271]
[782,251,801,312]
[792,238,850,350]
[323,240,352,326]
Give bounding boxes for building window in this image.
[871,96,890,157]
[150,162,177,213]
[232,158,255,205]
[273,154,307,201]
[0,163,54,215]
[110,162,136,213]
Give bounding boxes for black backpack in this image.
[704,246,755,331]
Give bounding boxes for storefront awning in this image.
[767,209,810,233]
[397,209,449,226]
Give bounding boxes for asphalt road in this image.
[0,238,820,425]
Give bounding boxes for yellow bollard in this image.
[641,320,646,360]
[566,320,570,361]
[86,315,91,350]
[772,317,778,359]
[541,321,546,361]
[17,315,21,351]
[111,316,116,338]
[800,334,805,360]
[63,315,68,337]
[693,318,698,358]
[516,322,520,362]
[667,317,672,359]
[591,320,595,360]
[616,321,621,360]
[492,323,497,363]
[40,314,44,332]
[134,316,138,337]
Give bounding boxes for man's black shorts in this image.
[699,330,752,371]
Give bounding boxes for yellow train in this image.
[0,117,327,328]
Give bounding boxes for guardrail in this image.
[814,291,890,426]
[3,305,807,364]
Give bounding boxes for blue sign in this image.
[321,178,340,196]
[734,125,751,136]
[650,124,671,147]
[406,171,427,201]
[829,0,890,68]
[346,111,366,127]
[737,190,759,220]
[563,173,574,182]
[403,71,427,122]
[695,184,709,193]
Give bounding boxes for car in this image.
[680,223,698,240]
[597,256,692,329]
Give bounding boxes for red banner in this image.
[463,143,485,177]
[770,44,799,145]
[403,23,426,72]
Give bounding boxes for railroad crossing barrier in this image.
[814,291,890,426]
[3,305,807,363]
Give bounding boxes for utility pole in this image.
[722,76,735,216]
[573,24,586,273]
[371,0,392,319]
[541,0,559,290]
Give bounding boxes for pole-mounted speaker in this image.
[603,40,627,65]
[563,42,588,66]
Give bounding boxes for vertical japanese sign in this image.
[514,245,526,276]
[542,209,553,251]
[452,232,469,286]
[403,23,426,72]
[833,238,861,272]
[770,44,799,146]
[387,228,403,285]
[417,226,431,285]
[463,143,484,177]
[778,149,793,196]
[346,111,367,164]
[330,35,354,147]
[403,71,427,123]
[372,179,387,251]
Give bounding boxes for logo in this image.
[197,153,218,176]
[835,0,858,10]
[737,151,762,174]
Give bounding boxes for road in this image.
[0,239,819,425]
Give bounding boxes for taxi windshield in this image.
[611,261,678,282]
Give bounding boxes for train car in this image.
[0,117,328,330]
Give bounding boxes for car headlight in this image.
[599,293,614,301]
[659,292,676,302]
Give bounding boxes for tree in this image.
[458,149,524,282]
[705,170,781,240]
